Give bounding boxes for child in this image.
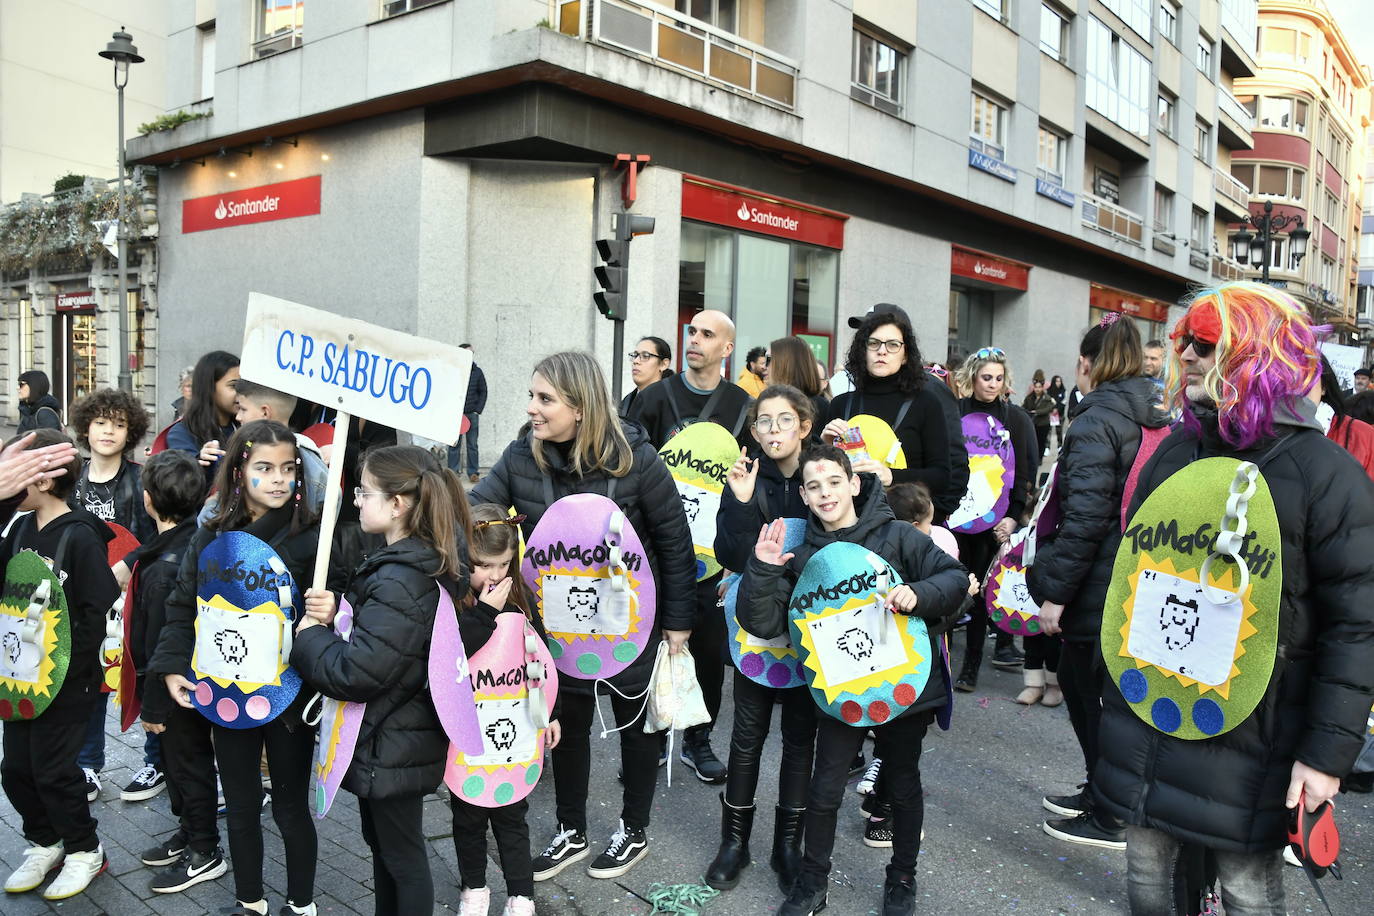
[126,450,226,892]
[151,420,319,916]
[291,445,471,916]
[739,445,968,916]
[67,387,159,805]
[450,503,561,916]
[0,430,121,901]
[705,385,818,893]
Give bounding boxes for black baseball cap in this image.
[1356,367,1372,379]
[848,303,912,329]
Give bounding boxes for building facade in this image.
[127,0,1262,462]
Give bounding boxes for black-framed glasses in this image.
[753,413,799,434]
[975,347,1006,359]
[1175,335,1216,358]
[866,338,904,353]
[627,350,665,362]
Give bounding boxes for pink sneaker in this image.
[503,895,536,916]
[458,886,490,916]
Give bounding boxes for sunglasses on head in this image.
[974,347,1006,360]
[1174,334,1216,358]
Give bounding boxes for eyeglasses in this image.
[1175,335,1216,359]
[627,351,665,362]
[353,487,386,501]
[753,414,799,433]
[975,347,1006,359]
[866,338,905,354]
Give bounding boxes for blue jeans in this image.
[448,412,480,477]
[1126,825,1285,915]
[77,693,108,771]
[143,729,163,768]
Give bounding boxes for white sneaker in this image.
[120,764,167,801]
[459,886,491,916]
[41,846,106,900]
[82,768,101,803]
[282,902,317,916]
[502,894,536,915]
[1283,845,1302,868]
[236,900,268,915]
[3,843,63,893]
[856,757,882,795]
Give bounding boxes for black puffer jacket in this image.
[1027,376,1168,642]
[737,475,969,719]
[1094,411,1374,852]
[470,421,695,696]
[292,538,457,800]
[713,451,807,574]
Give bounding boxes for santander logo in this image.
[735,199,800,232]
[214,200,228,220]
[736,202,751,221]
[217,194,282,220]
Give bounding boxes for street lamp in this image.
[98,28,143,392]
[1232,198,1310,283]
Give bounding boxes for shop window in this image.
[970,91,1007,160]
[851,26,905,116]
[254,0,303,58]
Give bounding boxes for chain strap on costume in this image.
[524,628,550,730]
[19,579,51,645]
[1198,461,1258,605]
[868,553,893,642]
[605,510,630,594]
[270,555,295,663]
[989,414,1010,448]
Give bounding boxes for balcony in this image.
[556,0,798,108]
[1081,193,1144,245]
[1213,169,1251,221]
[1212,254,1247,282]
[1216,88,1255,149]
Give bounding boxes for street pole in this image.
[116,81,131,392]
[1259,200,1272,284]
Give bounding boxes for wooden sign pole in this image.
[311,411,351,592]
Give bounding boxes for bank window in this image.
[1157,1,1178,45]
[1157,89,1176,137]
[1040,5,1069,63]
[1153,184,1174,232]
[1037,125,1067,183]
[1190,206,1208,251]
[970,92,1007,160]
[851,26,905,116]
[254,0,303,58]
[1194,118,1211,164]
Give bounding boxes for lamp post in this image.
[1231,199,1310,284]
[98,28,143,392]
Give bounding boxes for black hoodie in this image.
[128,517,198,725]
[736,474,969,719]
[713,450,808,574]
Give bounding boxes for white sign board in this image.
[240,293,472,443]
[1320,341,1364,394]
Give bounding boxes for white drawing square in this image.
[803,599,908,686]
[467,697,538,767]
[741,628,792,651]
[1126,568,1243,687]
[541,574,631,636]
[949,471,997,529]
[676,482,722,554]
[193,600,283,684]
[996,567,1039,618]
[0,613,43,684]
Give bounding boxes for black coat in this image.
[713,452,808,575]
[627,373,753,448]
[16,394,62,435]
[464,364,488,416]
[1094,413,1374,852]
[292,538,456,800]
[130,518,198,725]
[1027,376,1168,642]
[470,421,696,696]
[736,475,969,719]
[69,459,156,543]
[957,395,1039,523]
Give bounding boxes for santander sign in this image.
[183,175,321,233]
[735,200,800,232]
[682,176,846,249]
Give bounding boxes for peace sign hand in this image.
[753,519,795,567]
[727,447,760,504]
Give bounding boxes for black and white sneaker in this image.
[121,765,167,801]
[1042,784,1089,817]
[149,848,227,893]
[140,835,187,867]
[82,767,101,803]
[1043,813,1126,850]
[863,817,894,848]
[585,819,649,879]
[531,823,589,881]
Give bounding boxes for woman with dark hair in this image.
[16,370,63,434]
[620,336,673,415]
[165,351,240,481]
[767,337,828,435]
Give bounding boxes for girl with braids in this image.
[292,445,471,916]
[151,420,321,916]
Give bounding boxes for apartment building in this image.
[124,0,1258,450]
[1360,91,1374,351]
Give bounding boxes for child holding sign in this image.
[152,420,320,916]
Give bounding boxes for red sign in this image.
[681,176,846,249]
[56,290,97,311]
[182,175,322,234]
[1090,284,1171,323]
[950,246,1029,290]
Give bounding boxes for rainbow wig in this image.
[1165,281,1321,450]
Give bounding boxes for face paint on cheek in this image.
[287,479,296,490]
[250,478,260,489]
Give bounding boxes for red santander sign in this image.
[681,176,846,249]
[950,246,1029,291]
[183,175,321,234]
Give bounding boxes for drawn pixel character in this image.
[2,631,19,664]
[215,628,249,666]
[680,493,701,523]
[486,716,518,752]
[836,627,875,662]
[566,585,600,623]
[1159,593,1201,652]
[1011,582,1032,605]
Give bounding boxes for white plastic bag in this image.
[592,641,711,786]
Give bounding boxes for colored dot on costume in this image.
[840,701,863,724]
[525,764,541,786]
[575,653,602,676]
[245,695,272,721]
[462,775,484,799]
[195,682,214,706]
[0,700,12,719]
[612,641,638,663]
[739,654,765,678]
[766,661,792,688]
[545,639,562,659]
[17,699,33,719]
[1119,669,1149,704]
[216,697,240,723]
[1150,697,1182,733]
[1192,698,1225,736]
[893,683,916,707]
[493,782,515,805]
[867,700,891,723]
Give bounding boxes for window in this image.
[1258,96,1308,133]
[1153,185,1174,232]
[1037,125,1068,182]
[1086,17,1151,137]
[254,0,303,58]
[1261,27,1296,59]
[1196,36,1213,77]
[1157,2,1178,44]
[970,92,1007,159]
[1321,256,1336,291]
[380,0,446,16]
[1101,0,1151,39]
[1190,207,1208,250]
[1195,119,1212,163]
[851,27,905,115]
[1094,167,1121,202]
[1157,89,1176,137]
[1233,163,1305,201]
[675,0,738,33]
[1041,5,1069,62]
[1326,191,1341,225]
[1266,236,1288,271]
[1297,32,1312,64]
[197,23,215,100]
[972,0,1005,21]
[1360,233,1374,260]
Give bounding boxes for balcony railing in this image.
[1212,254,1247,281]
[556,0,798,108]
[1217,88,1256,133]
[1214,169,1251,211]
[1081,193,1144,245]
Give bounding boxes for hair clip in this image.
[474,514,527,529]
[1099,311,1122,329]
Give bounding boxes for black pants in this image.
[553,688,657,832]
[1,694,99,853]
[1023,634,1061,673]
[1059,639,1106,786]
[954,531,1006,671]
[1033,424,1051,462]
[214,718,317,905]
[159,702,219,855]
[724,671,816,809]
[801,710,934,885]
[358,794,432,916]
[688,573,726,731]
[451,796,533,898]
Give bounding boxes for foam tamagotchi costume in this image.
[985,466,1063,636]
[101,522,139,697]
[445,611,559,808]
[0,551,70,721]
[723,518,807,689]
[191,531,302,728]
[657,422,739,581]
[521,493,656,680]
[313,597,367,818]
[788,542,931,727]
[948,412,1015,534]
[1102,458,1283,740]
[837,415,908,469]
[429,585,483,753]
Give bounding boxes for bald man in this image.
[628,309,752,785]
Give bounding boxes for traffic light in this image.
[594,213,655,322]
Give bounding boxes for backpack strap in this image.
[852,393,916,431]
[1121,425,1170,530]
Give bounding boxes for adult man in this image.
[1354,366,1371,393]
[1141,340,1165,378]
[1093,283,1374,914]
[737,347,768,398]
[454,343,488,483]
[629,309,752,784]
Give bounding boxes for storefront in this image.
[53,290,99,415]
[948,246,1030,366]
[1088,283,1171,342]
[677,176,847,377]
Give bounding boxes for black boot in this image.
[954,655,979,693]
[681,726,728,784]
[991,632,1024,670]
[704,795,754,890]
[770,805,806,893]
[881,864,916,916]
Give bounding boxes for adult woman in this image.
[165,351,240,482]
[470,351,695,883]
[766,337,828,437]
[619,337,673,415]
[820,307,960,519]
[16,371,63,434]
[1028,315,1167,850]
[1021,372,1055,462]
[951,349,1038,692]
